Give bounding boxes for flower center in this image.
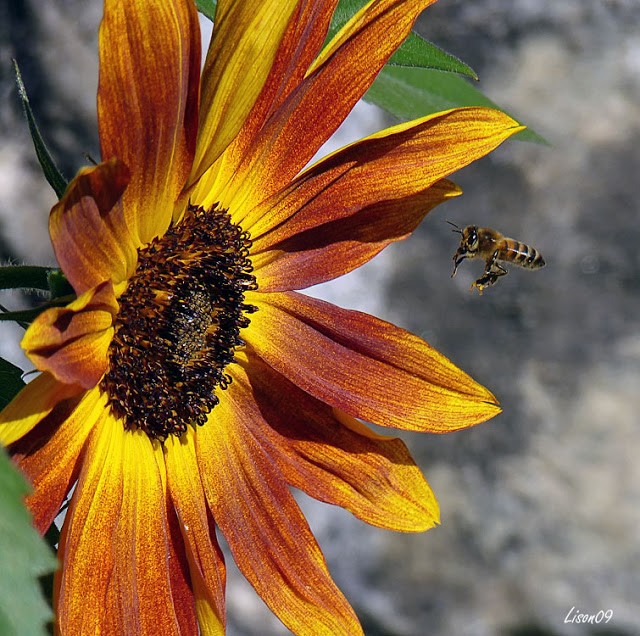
[101,204,257,441]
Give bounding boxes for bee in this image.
[448,222,545,292]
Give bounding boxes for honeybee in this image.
[448,222,545,292]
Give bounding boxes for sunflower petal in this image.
[56,419,183,634]
[246,291,501,432]
[98,0,201,244]
[248,107,523,241]
[21,281,118,389]
[191,0,340,209]
[253,180,460,291]
[165,495,200,634]
[10,387,105,533]
[188,0,300,186]
[221,0,440,215]
[231,355,439,531]
[0,373,82,446]
[49,157,137,295]
[166,430,226,634]
[197,385,363,635]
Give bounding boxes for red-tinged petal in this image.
[22,281,118,389]
[166,430,226,634]
[191,0,340,209]
[0,373,82,447]
[245,291,501,432]
[49,158,137,295]
[220,0,439,216]
[188,0,301,187]
[231,354,439,531]
[98,0,201,244]
[253,180,460,292]
[55,418,183,634]
[54,414,124,632]
[246,107,523,239]
[197,386,363,635]
[165,495,199,634]
[10,387,105,533]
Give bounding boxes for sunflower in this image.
[0,0,522,633]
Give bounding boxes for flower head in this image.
[1,0,522,633]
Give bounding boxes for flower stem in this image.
[0,265,54,291]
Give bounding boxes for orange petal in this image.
[197,386,363,635]
[166,430,226,634]
[10,387,106,533]
[0,373,82,446]
[247,107,523,238]
[191,0,339,209]
[49,158,137,295]
[55,417,185,634]
[221,0,439,216]
[98,0,201,244]
[253,180,460,291]
[231,355,439,531]
[165,493,200,634]
[21,281,118,389]
[245,291,501,432]
[188,0,301,187]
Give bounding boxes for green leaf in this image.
[388,32,477,78]
[325,0,476,78]
[0,447,58,636]
[193,0,542,143]
[196,0,475,79]
[0,358,26,410]
[365,66,546,144]
[195,0,217,21]
[13,60,68,199]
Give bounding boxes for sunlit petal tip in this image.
[21,281,117,389]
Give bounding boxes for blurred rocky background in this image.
[1,1,639,635]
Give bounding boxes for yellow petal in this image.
[188,0,300,187]
[0,373,82,447]
[165,430,226,634]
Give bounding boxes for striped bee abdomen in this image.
[500,239,546,269]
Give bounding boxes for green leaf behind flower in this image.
[195,0,543,143]
[365,66,546,144]
[326,0,477,78]
[13,61,68,199]
[0,447,57,636]
[196,0,476,78]
[0,358,26,410]
[195,0,216,22]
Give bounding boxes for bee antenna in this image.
[445,220,462,234]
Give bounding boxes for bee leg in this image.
[472,260,507,293]
[451,251,467,277]
[472,273,497,293]
[491,261,508,277]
